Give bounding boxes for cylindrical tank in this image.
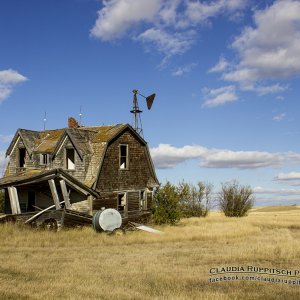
[92,209,122,232]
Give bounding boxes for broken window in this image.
[40,153,49,165]
[19,148,26,168]
[118,193,126,211]
[66,148,75,170]
[119,145,128,169]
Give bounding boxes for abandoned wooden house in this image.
[0,117,159,225]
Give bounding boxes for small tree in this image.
[218,180,255,217]
[178,181,213,217]
[153,182,181,225]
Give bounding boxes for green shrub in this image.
[153,182,181,225]
[178,181,212,217]
[218,180,255,217]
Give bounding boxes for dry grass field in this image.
[1,206,300,299]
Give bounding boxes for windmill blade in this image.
[146,93,156,110]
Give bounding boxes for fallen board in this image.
[129,222,163,234]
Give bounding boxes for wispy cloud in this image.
[91,0,246,61]
[202,85,238,108]
[254,186,300,197]
[0,69,27,103]
[137,28,195,63]
[208,56,230,73]
[207,0,300,98]
[273,113,287,122]
[274,172,300,182]
[150,144,300,170]
[224,0,300,84]
[172,63,197,76]
[90,0,161,40]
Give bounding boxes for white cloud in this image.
[150,144,300,170]
[150,144,208,169]
[0,69,27,103]
[185,0,246,25]
[91,0,246,60]
[273,113,286,122]
[208,56,230,73]
[137,28,195,63]
[224,0,300,84]
[90,0,161,40]
[254,186,300,196]
[202,85,238,107]
[274,172,300,182]
[172,63,197,76]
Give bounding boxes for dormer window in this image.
[66,148,75,170]
[19,148,26,168]
[119,145,128,169]
[40,153,49,165]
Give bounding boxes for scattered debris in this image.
[129,221,163,234]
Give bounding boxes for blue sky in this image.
[1,0,300,206]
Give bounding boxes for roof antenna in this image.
[130,89,156,138]
[43,111,47,131]
[79,105,83,126]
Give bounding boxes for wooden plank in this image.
[59,180,71,209]
[48,179,61,210]
[12,187,21,214]
[8,187,21,215]
[24,201,65,224]
[87,195,93,216]
[61,177,89,196]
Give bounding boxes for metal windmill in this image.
[130,89,156,138]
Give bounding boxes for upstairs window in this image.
[40,153,49,165]
[66,148,75,170]
[19,148,26,168]
[119,145,128,169]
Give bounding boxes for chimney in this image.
[68,117,79,129]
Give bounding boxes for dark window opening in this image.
[118,193,126,211]
[119,145,128,169]
[40,153,48,165]
[27,191,35,212]
[66,149,75,170]
[19,148,26,168]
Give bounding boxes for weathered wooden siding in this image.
[52,137,87,182]
[96,130,154,192]
[93,191,118,211]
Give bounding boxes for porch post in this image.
[59,180,71,209]
[8,186,21,215]
[48,179,61,210]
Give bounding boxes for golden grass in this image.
[1,207,300,299]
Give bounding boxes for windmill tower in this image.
[130,89,156,138]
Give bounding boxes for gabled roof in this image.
[4,123,159,188]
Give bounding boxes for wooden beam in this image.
[87,195,93,216]
[24,201,65,224]
[7,187,21,215]
[59,180,71,209]
[48,179,61,210]
[60,177,89,196]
